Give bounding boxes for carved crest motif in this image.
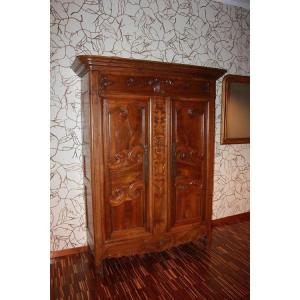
[126,77,174,93]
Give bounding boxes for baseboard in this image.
[50,213,249,258]
[50,245,88,259]
[212,212,250,226]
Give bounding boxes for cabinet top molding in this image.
[71,55,226,80]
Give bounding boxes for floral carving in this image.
[152,99,166,199]
[99,75,113,91]
[126,77,136,87]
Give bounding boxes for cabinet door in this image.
[170,99,207,227]
[103,96,150,240]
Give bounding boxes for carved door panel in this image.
[170,99,207,227]
[103,96,150,240]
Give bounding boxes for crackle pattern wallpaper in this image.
[50,0,250,250]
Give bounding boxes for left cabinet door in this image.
[102,96,151,241]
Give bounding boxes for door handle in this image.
[144,144,149,182]
[172,143,176,179]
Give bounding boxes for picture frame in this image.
[221,74,250,144]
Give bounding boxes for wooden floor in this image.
[51,221,249,299]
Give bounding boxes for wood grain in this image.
[51,221,250,299]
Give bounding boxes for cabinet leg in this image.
[95,260,104,278]
[206,230,212,244]
[203,229,212,247]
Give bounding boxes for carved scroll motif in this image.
[109,145,144,170]
[176,145,204,165]
[187,108,201,117]
[110,181,144,207]
[108,104,145,170]
[175,178,203,190]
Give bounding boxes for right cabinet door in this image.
[170,99,208,228]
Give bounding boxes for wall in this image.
[50,0,249,251]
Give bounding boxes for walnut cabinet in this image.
[71,56,226,271]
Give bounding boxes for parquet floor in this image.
[51,221,249,299]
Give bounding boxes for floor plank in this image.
[51,221,249,299]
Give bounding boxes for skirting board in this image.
[212,212,250,226]
[50,212,250,258]
[50,246,88,259]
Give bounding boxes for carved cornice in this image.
[71,55,226,80]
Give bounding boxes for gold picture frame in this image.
[221,74,250,144]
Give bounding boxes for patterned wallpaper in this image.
[50,0,250,251]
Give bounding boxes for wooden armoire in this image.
[72,56,226,272]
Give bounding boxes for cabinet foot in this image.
[203,231,212,247]
[95,260,104,278]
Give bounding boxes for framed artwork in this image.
[221,74,250,144]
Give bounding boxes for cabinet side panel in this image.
[81,73,94,252]
[206,82,216,240]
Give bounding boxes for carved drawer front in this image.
[98,73,210,97]
[171,99,208,227]
[102,96,150,240]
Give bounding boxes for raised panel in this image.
[171,100,208,227]
[103,96,150,240]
